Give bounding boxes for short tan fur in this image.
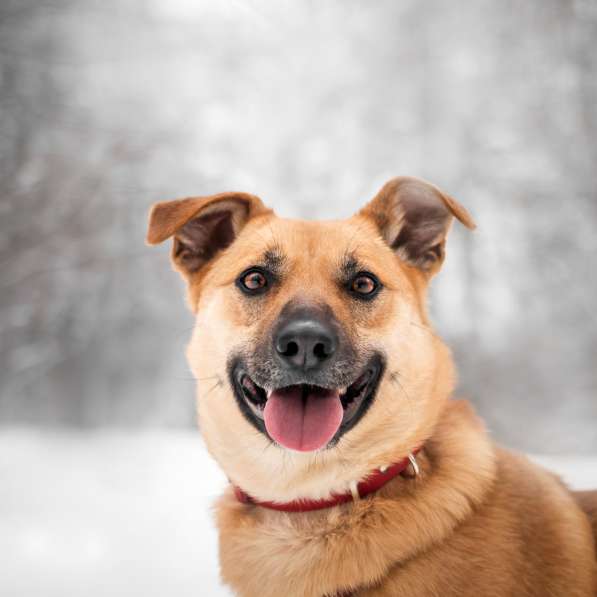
[147,177,596,596]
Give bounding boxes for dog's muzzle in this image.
[229,353,384,452]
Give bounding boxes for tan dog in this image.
[147,177,597,597]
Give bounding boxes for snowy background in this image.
[1,1,596,595]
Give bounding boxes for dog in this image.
[147,177,597,596]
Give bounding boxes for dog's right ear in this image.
[146,192,271,281]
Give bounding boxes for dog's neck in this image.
[231,449,421,512]
[215,400,497,597]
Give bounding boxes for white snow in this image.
[0,429,231,597]
[1,429,595,597]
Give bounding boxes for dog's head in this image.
[147,178,475,501]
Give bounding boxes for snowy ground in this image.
[1,429,596,597]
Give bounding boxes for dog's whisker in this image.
[389,370,412,400]
[195,374,222,382]
[249,220,283,260]
[389,370,416,428]
[265,220,280,248]
[409,320,440,339]
[202,377,224,398]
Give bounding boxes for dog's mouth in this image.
[231,356,383,452]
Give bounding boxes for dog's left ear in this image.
[146,191,271,281]
[359,176,476,274]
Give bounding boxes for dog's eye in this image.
[238,268,268,294]
[349,273,380,298]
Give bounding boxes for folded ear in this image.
[146,191,270,280]
[359,177,475,274]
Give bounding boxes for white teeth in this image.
[247,400,265,419]
[266,388,274,398]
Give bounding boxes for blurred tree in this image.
[0,0,595,451]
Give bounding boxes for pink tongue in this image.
[263,387,343,452]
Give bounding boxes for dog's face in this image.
[147,178,474,501]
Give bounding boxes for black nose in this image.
[274,316,338,371]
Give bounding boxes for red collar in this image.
[232,449,420,513]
